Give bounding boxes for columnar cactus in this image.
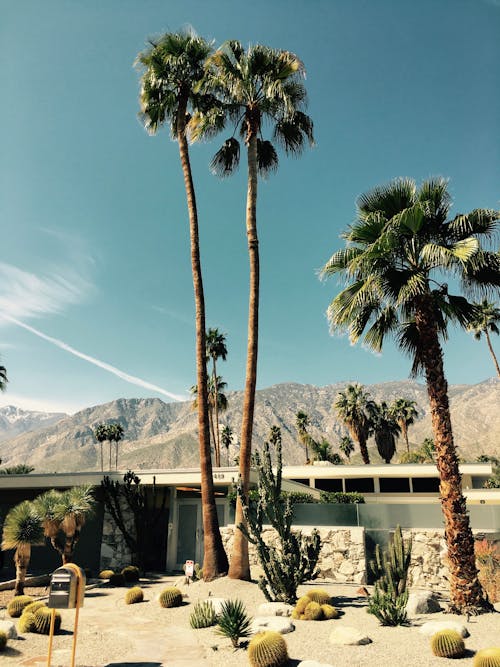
[431,630,466,658]
[7,595,33,618]
[33,608,62,635]
[125,586,144,604]
[159,587,182,608]
[473,648,500,667]
[248,631,288,667]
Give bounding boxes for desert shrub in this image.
[431,629,466,658]
[33,607,62,635]
[125,586,144,604]
[319,491,365,504]
[248,630,288,667]
[189,601,217,629]
[7,595,33,618]
[215,599,252,648]
[367,525,411,626]
[122,565,140,583]
[159,587,182,608]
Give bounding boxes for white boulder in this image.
[419,621,469,638]
[298,662,334,667]
[257,602,294,617]
[406,591,442,616]
[0,619,17,639]
[329,625,372,645]
[251,616,295,634]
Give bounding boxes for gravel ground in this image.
[0,575,499,666]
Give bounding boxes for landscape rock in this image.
[251,616,295,634]
[298,661,334,667]
[419,621,469,638]
[0,620,18,639]
[329,625,372,645]
[356,586,369,597]
[257,602,294,617]
[406,591,442,616]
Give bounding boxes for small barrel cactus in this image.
[98,569,114,579]
[431,629,466,658]
[159,587,183,608]
[7,595,34,618]
[33,607,62,635]
[473,648,500,667]
[121,565,140,583]
[303,601,323,621]
[0,630,8,651]
[108,573,126,587]
[23,601,47,615]
[248,631,288,667]
[306,588,332,605]
[190,601,217,629]
[18,611,36,633]
[321,603,339,620]
[125,586,144,605]
[292,595,312,619]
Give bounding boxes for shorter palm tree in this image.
[221,425,233,466]
[93,423,108,472]
[206,329,228,465]
[191,376,228,465]
[368,401,401,464]
[109,423,125,470]
[1,501,44,595]
[339,436,355,461]
[468,300,500,377]
[334,384,374,464]
[295,411,312,463]
[389,398,419,453]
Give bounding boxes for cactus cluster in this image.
[431,630,466,658]
[99,569,114,579]
[122,565,140,583]
[189,601,217,629]
[7,595,34,618]
[18,611,36,633]
[33,607,62,635]
[0,630,8,651]
[159,587,183,608]
[473,648,500,667]
[248,631,288,667]
[125,586,144,604]
[23,601,47,615]
[291,591,338,621]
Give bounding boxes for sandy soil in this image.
[0,575,499,666]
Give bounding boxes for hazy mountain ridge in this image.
[0,379,498,472]
[0,405,67,443]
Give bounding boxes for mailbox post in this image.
[46,564,85,667]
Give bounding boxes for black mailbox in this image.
[48,565,85,609]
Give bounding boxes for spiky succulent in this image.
[189,600,217,629]
[121,566,140,583]
[98,569,114,579]
[33,607,62,635]
[108,573,126,587]
[159,587,183,608]
[320,603,339,620]
[125,586,144,604]
[248,631,288,667]
[431,630,466,658]
[23,601,47,615]
[215,599,252,648]
[473,648,500,667]
[306,588,332,605]
[7,595,34,618]
[18,611,36,633]
[303,601,323,621]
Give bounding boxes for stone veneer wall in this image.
[100,505,134,570]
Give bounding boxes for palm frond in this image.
[320,247,364,278]
[357,178,416,218]
[210,137,241,177]
[257,139,278,175]
[363,307,399,353]
[2,501,44,550]
[448,209,500,241]
[273,111,314,155]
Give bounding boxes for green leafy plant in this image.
[125,586,144,604]
[215,599,252,648]
[248,630,288,667]
[159,587,182,608]
[319,491,365,504]
[189,600,217,629]
[367,525,412,626]
[473,647,500,667]
[33,607,62,635]
[238,427,321,603]
[7,595,33,618]
[431,629,466,658]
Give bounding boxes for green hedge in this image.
[319,491,365,504]
[228,489,364,506]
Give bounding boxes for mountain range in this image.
[0,378,498,473]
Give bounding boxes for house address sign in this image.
[213,473,225,480]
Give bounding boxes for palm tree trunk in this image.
[14,548,29,596]
[208,408,217,461]
[401,422,409,453]
[62,535,75,564]
[229,123,259,581]
[100,443,103,472]
[115,442,118,470]
[213,359,221,467]
[177,98,228,579]
[109,440,112,470]
[485,330,500,378]
[415,299,491,614]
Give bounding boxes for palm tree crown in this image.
[467,299,500,377]
[334,384,374,465]
[206,328,228,466]
[389,398,418,453]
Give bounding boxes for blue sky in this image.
[1,0,499,414]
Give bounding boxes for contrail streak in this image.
[2,315,186,403]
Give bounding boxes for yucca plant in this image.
[1,501,44,595]
[215,599,252,647]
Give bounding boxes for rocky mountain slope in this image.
[0,379,498,472]
[0,405,66,443]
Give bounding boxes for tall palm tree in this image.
[339,435,355,461]
[109,423,125,470]
[295,411,312,463]
[136,30,228,579]
[321,176,499,613]
[334,384,374,465]
[468,299,500,377]
[193,41,314,581]
[1,501,44,595]
[206,328,228,466]
[368,401,401,464]
[389,398,418,453]
[93,423,108,472]
[221,424,233,466]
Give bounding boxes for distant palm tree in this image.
[389,398,418,453]
[0,362,7,391]
[1,500,44,595]
[221,425,233,467]
[206,329,228,467]
[295,411,312,463]
[191,376,228,464]
[109,423,125,470]
[93,423,108,472]
[334,384,374,464]
[368,401,401,464]
[400,437,436,463]
[136,30,228,579]
[310,437,340,463]
[468,299,500,377]
[193,41,314,581]
[339,436,355,461]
